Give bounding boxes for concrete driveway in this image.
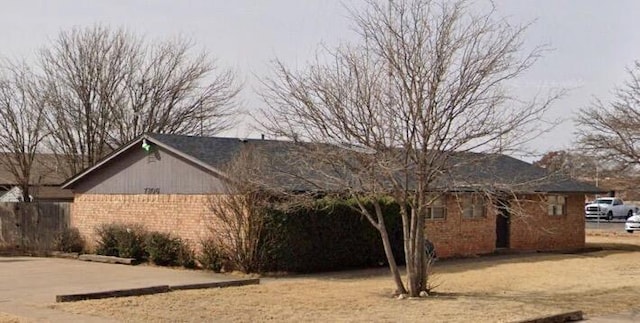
[0,256,242,322]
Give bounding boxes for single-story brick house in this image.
[62,133,602,258]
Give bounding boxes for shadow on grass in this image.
[585,242,640,252]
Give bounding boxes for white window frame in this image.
[426,196,446,220]
[547,194,566,216]
[462,194,486,219]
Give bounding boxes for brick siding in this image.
[426,193,586,258]
[508,194,585,251]
[425,196,497,258]
[72,192,586,258]
[71,194,218,251]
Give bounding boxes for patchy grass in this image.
[0,312,28,323]
[51,231,640,322]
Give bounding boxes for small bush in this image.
[145,232,183,266]
[198,238,225,272]
[178,242,197,269]
[53,227,86,253]
[94,224,120,257]
[94,223,147,261]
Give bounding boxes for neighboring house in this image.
[0,186,28,202]
[0,154,73,203]
[61,133,602,257]
[0,186,74,203]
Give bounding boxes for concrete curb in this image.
[56,285,170,302]
[170,278,260,291]
[55,278,260,303]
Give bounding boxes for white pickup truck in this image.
[585,197,636,221]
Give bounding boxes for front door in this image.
[495,198,510,248]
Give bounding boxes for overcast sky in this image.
[1,0,639,161]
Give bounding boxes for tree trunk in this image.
[373,201,407,295]
[398,203,412,290]
[407,207,421,297]
[21,184,30,202]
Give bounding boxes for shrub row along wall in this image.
[72,194,212,250]
[0,202,71,252]
[71,193,587,273]
[260,198,405,273]
[72,194,405,273]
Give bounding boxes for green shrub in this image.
[178,242,197,269]
[198,238,225,272]
[145,232,183,266]
[94,223,148,261]
[115,225,147,260]
[260,197,404,273]
[94,224,120,257]
[53,227,86,253]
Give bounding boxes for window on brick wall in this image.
[426,195,446,220]
[462,194,486,218]
[547,195,566,216]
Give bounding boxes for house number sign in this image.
[144,187,160,194]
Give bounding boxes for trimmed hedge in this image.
[260,198,404,273]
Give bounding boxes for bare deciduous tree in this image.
[206,146,274,273]
[259,0,560,297]
[41,25,240,177]
[576,61,640,171]
[0,61,49,202]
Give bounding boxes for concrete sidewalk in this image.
[0,256,246,322]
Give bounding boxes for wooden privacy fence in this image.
[0,202,71,253]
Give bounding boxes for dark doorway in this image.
[495,198,510,248]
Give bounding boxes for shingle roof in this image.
[148,133,283,170]
[447,153,602,193]
[146,133,603,194]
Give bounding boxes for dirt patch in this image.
[0,312,28,323]
[51,231,640,322]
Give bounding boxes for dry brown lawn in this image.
[35,230,640,322]
[0,312,25,323]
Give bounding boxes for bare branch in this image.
[576,61,640,171]
[40,25,241,177]
[0,60,50,201]
[257,0,559,297]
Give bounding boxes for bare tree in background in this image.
[0,61,49,202]
[259,0,561,297]
[41,25,240,177]
[576,61,640,171]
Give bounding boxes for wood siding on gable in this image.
[72,146,226,194]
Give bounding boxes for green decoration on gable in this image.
[142,139,151,153]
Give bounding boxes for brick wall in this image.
[509,193,585,251]
[425,196,497,258]
[425,193,586,258]
[71,194,218,251]
[72,192,586,258]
